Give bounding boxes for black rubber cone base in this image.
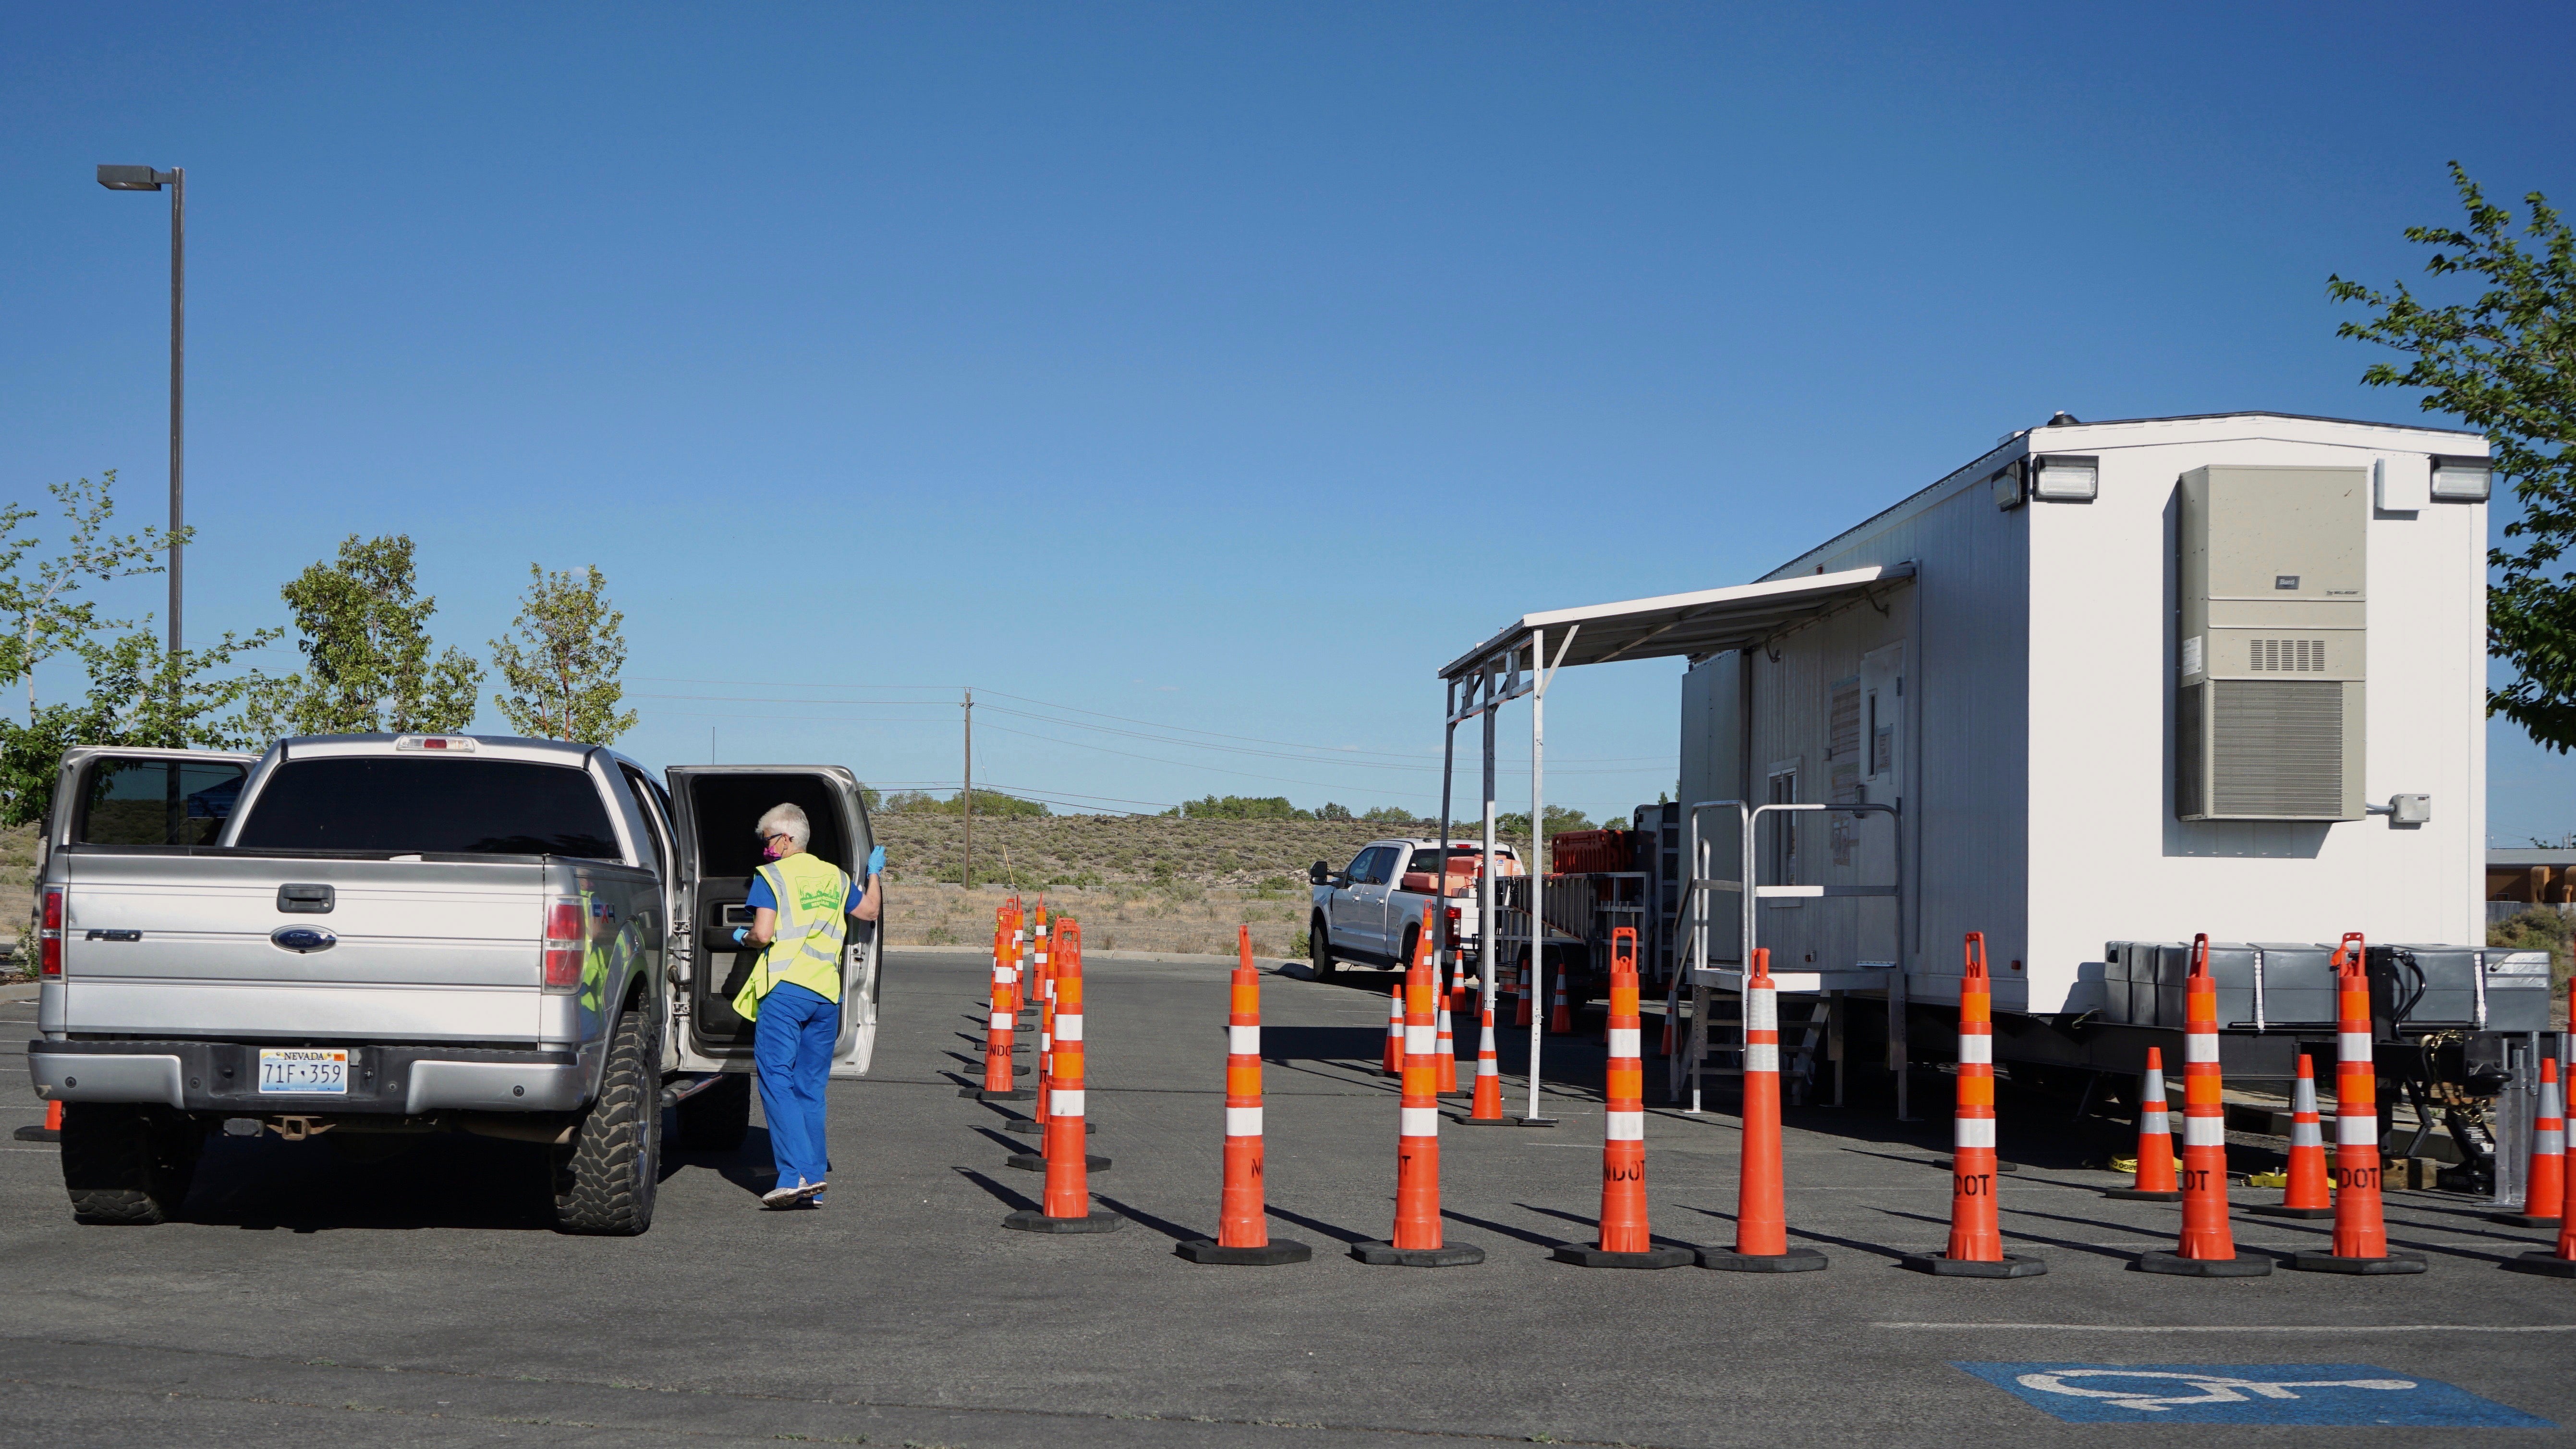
[2285,1249,2427,1275]
[2491,1211,2564,1229]
[960,1086,1035,1100]
[2134,1250,2272,1277]
[2250,1203,2337,1220]
[1002,1208,1125,1234]
[12,1125,59,1142]
[1698,1247,1828,1273]
[1176,1238,1312,1265]
[1903,1251,2047,1278]
[1006,1152,1110,1173]
[2102,1187,2184,1201]
[1350,1240,1484,1266]
[1452,1113,1513,1127]
[1516,1117,1560,1129]
[1437,1090,1471,1100]
[1003,1118,1095,1136]
[1551,1242,1694,1269]
[2503,1251,2576,1278]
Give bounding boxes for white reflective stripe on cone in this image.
[1958,1035,1992,1065]
[2291,1120,2324,1146]
[1400,1107,1440,1137]
[1226,1106,1264,1137]
[1055,1016,1084,1042]
[1609,1028,1641,1058]
[990,1012,1011,1030]
[1606,1111,1645,1142]
[2337,1113,2379,1145]
[2340,1032,2373,1060]
[1746,991,1777,1031]
[1228,1024,1259,1054]
[1053,1089,1086,1117]
[2140,1104,2169,1122]
[1475,1057,1499,1076]
[1745,1043,1779,1072]
[2142,1071,2167,1095]
[2186,1034,2219,1063]
[2537,1129,2566,1152]
[2182,1116,2226,1147]
[1954,1116,1997,1148]
[1406,1025,1435,1053]
[2292,1078,2318,1110]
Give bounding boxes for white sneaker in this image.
[761,1183,807,1208]
[796,1178,827,1202]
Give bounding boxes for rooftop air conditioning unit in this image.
[2175,465,2366,822]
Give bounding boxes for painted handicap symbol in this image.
[1953,1363,2553,1427]
[2014,1368,2416,1412]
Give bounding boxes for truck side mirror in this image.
[1308,860,1330,886]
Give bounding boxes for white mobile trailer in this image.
[1671,411,2555,1088]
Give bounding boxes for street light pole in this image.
[97,163,185,708]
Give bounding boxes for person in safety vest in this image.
[728,803,883,1208]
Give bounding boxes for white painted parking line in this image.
[1878,1322,2576,1334]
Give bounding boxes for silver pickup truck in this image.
[25,735,880,1235]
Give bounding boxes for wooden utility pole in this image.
[961,687,974,890]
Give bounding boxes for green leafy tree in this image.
[489,564,638,743]
[2332,163,2576,747]
[0,627,280,826]
[246,535,482,738]
[1164,793,1302,820]
[0,471,178,721]
[882,788,1047,817]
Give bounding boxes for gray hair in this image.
[756,803,811,852]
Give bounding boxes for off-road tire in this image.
[551,1006,661,1235]
[674,1072,752,1152]
[1400,925,1421,972]
[1309,916,1337,982]
[61,1102,199,1226]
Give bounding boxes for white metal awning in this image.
[1437,563,1916,682]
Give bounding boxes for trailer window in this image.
[78,759,248,847]
[233,758,623,860]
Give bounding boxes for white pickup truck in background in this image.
[26,737,881,1235]
[1306,837,1521,979]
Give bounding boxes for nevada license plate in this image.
[257,1048,349,1094]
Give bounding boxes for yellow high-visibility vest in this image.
[731,852,849,1021]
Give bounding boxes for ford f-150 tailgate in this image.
[56,849,551,1044]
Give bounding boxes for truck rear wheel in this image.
[551,1005,661,1236]
[674,1072,751,1151]
[1309,916,1337,982]
[61,1103,199,1226]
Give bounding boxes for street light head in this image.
[97,164,171,191]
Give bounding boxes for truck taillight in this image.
[542,898,585,992]
[39,886,62,979]
[1445,906,1461,944]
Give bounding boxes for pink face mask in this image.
[761,835,788,860]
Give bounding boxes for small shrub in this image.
[1259,875,1293,892]
[1290,930,1311,959]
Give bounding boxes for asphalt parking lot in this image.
[1,953,2571,1447]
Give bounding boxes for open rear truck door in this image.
[666,766,880,1079]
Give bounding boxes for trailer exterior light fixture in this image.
[1992,461,2027,510]
[2429,455,2491,503]
[2028,454,2099,502]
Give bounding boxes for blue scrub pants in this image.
[753,981,838,1191]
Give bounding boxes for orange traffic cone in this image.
[1907,933,2043,1277]
[1007,919,1109,1173]
[2494,1056,2566,1229]
[1514,953,1535,1028]
[1180,927,1312,1265]
[2103,1046,2181,1201]
[1701,948,1827,1272]
[965,920,1034,1101]
[1548,963,1573,1034]
[1447,953,1471,1014]
[1380,981,1404,1076]
[2250,1054,2333,1219]
[1434,998,1463,1097]
[1459,1004,1508,1126]
[2138,934,2271,1275]
[14,1098,62,1142]
[1004,919,1121,1234]
[1556,927,1689,1267]
[1354,907,1482,1266]
[2285,932,2423,1273]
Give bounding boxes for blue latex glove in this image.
[730,925,749,945]
[866,845,885,877]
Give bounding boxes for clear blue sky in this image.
[4,3,2572,839]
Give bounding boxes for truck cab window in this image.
[78,759,248,847]
[619,764,673,878]
[232,758,623,859]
